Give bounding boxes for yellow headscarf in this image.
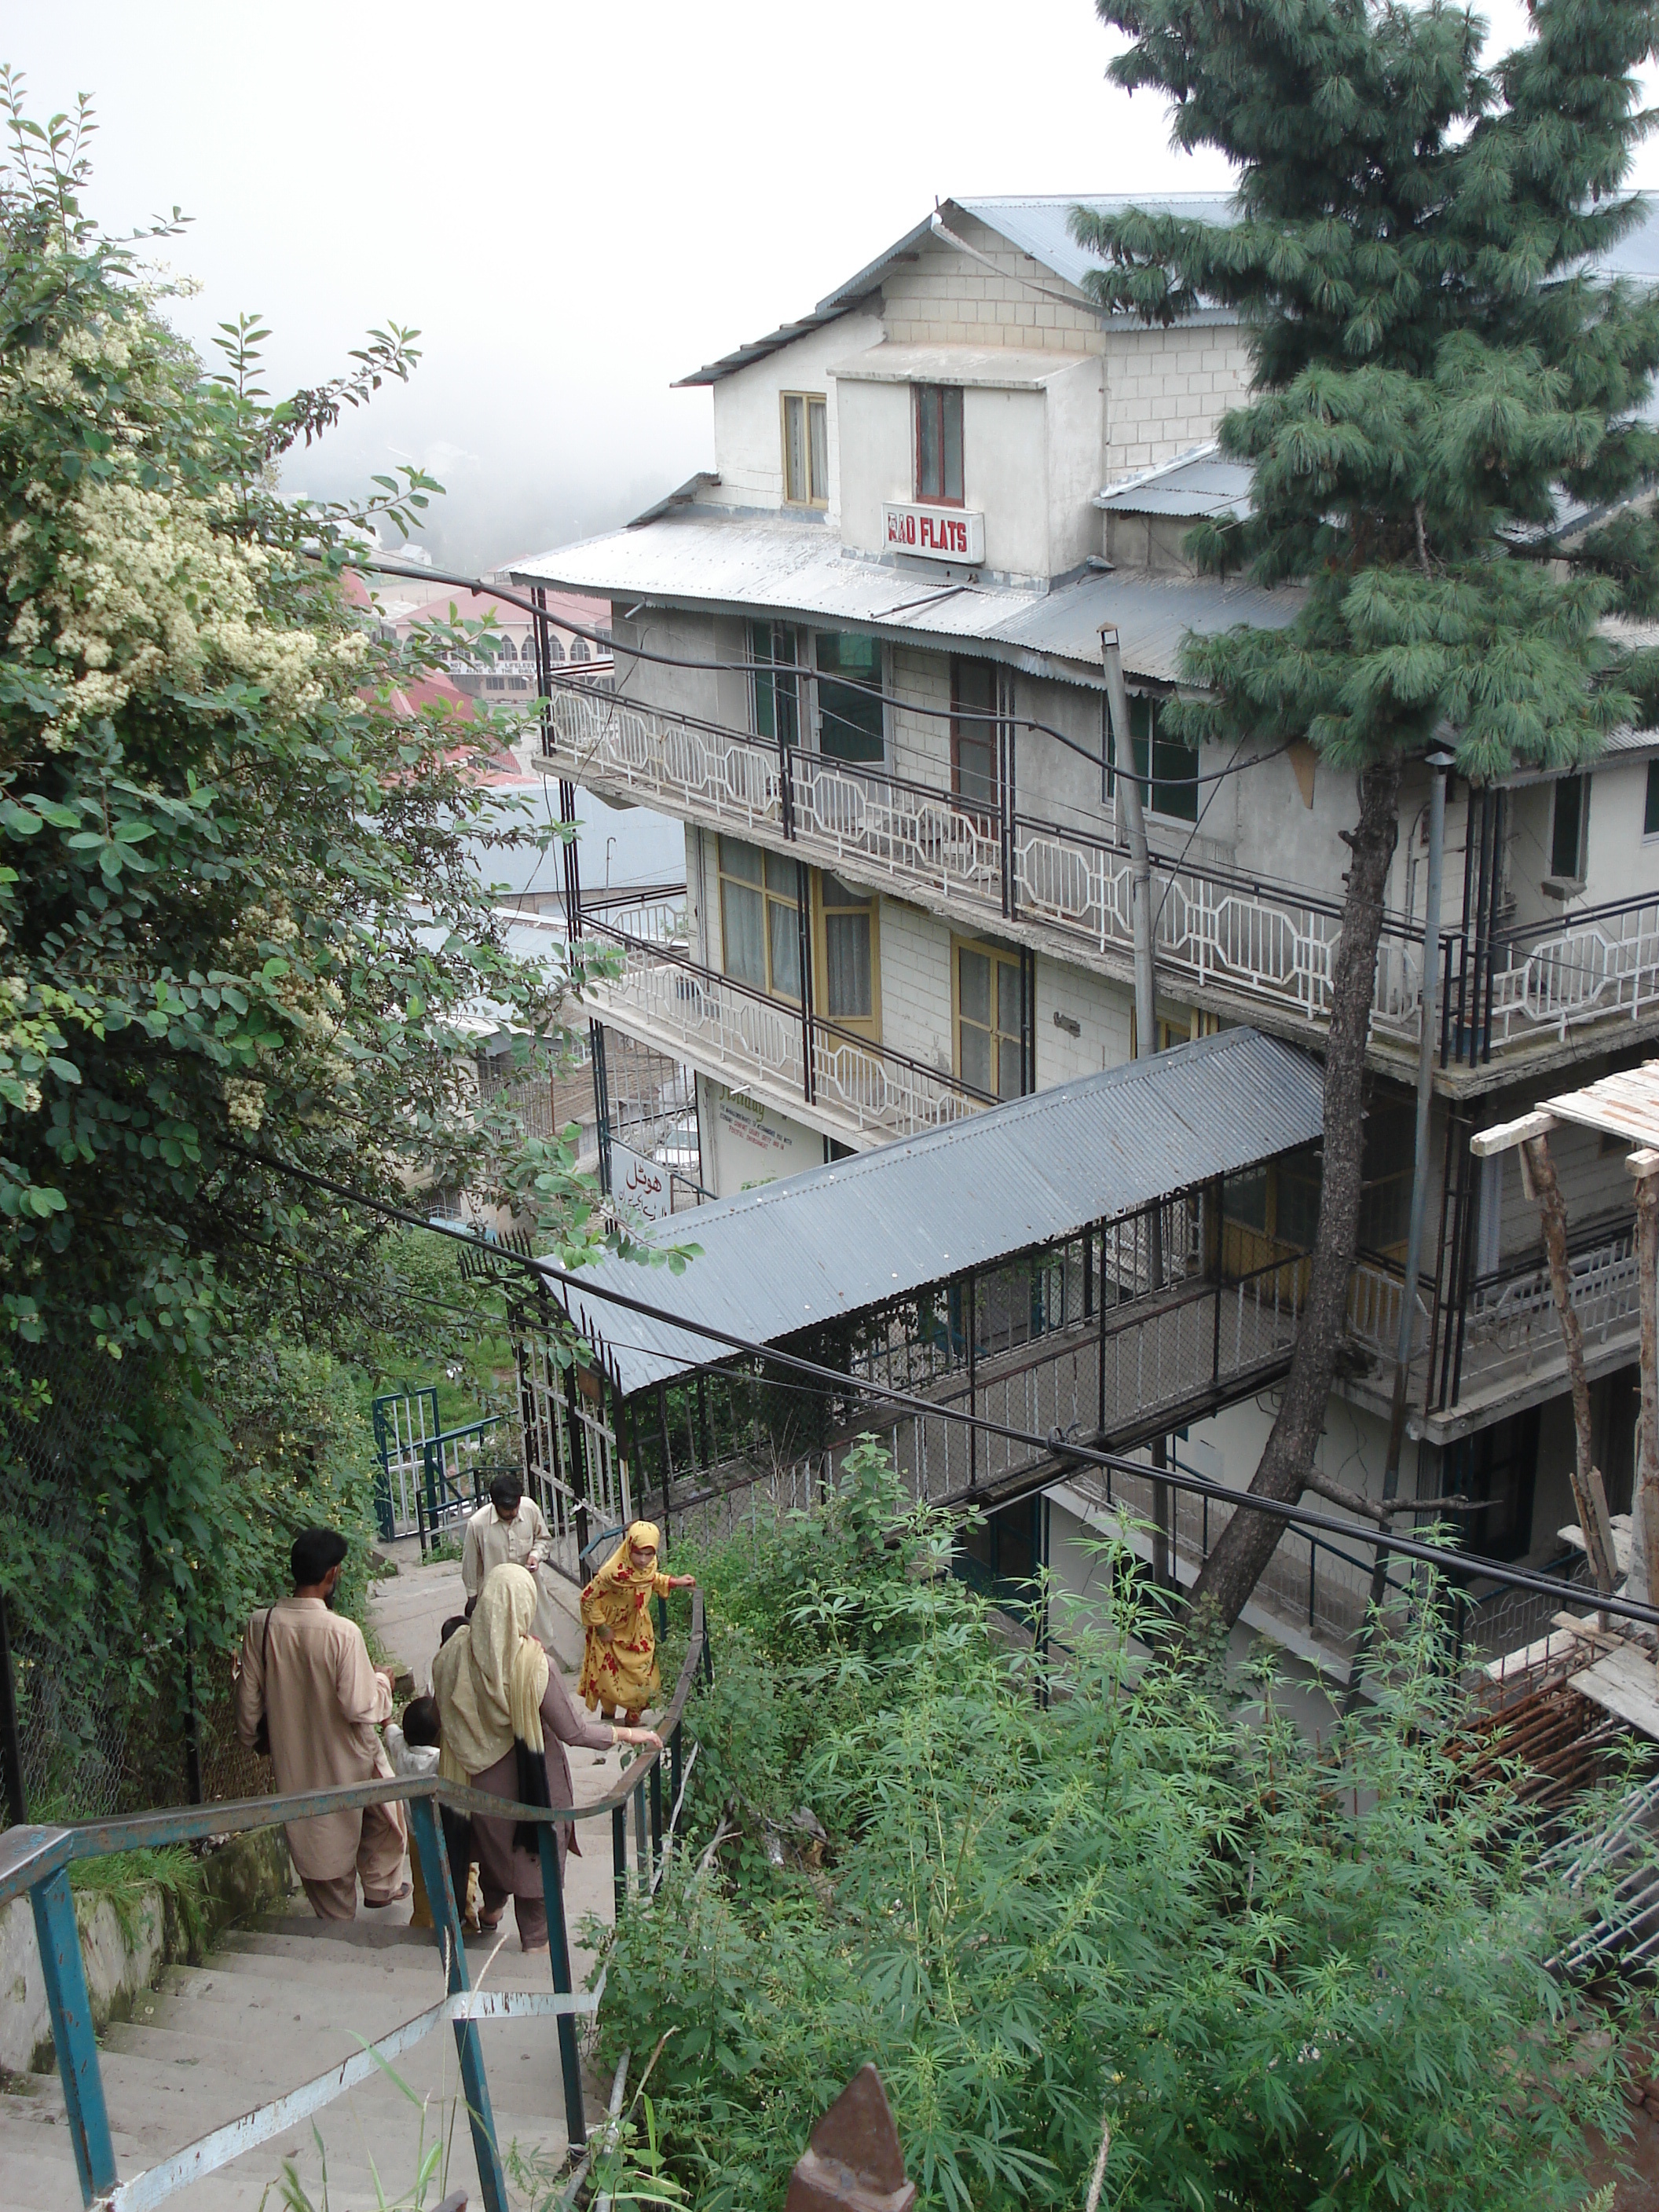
[589,1519,662,1593]
[432,1563,550,1784]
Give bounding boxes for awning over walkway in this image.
[546,1026,1323,1394]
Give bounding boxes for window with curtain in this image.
[950,657,998,813]
[914,384,965,504]
[956,940,1027,1099]
[1105,693,1198,822]
[718,837,800,1000]
[749,621,800,746]
[815,633,884,763]
[782,393,829,507]
[821,873,874,1024]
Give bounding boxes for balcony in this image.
[1346,1212,1640,1439]
[541,680,1659,1081]
[580,910,991,1148]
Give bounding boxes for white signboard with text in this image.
[881,502,985,565]
[705,1083,822,1193]
[610,1141,672,1221]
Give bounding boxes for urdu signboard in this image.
[881,502,985,564]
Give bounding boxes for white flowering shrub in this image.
[0,77,645,1746]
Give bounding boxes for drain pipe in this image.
[1346,744,1452,1703]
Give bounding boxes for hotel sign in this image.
[882,501,985,564]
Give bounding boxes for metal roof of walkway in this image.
[553,1026,1324,1395]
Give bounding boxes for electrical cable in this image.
[360,555,1298,791]
[222,1139,1659,1634]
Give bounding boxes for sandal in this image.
[362,1881,412,1908]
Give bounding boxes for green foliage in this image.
[0,75,676,1772]
[71,1843,204,1953]
[1071,0,1659,782]
[593,1444,1647,2212]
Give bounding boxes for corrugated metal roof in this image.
[1097,442,1256,519]
[955,193,1243,300]
[547,1027,1324,1394]
[674,196,1244,387]
[510,515,1299,687]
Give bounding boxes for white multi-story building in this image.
[512,194,1659,1668]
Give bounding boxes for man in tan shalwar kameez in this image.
[461,1474,562,1651]
[235,1528,408,1920]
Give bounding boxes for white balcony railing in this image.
[581,920,989,1144]
[1347,1218,1639,1415]
[543,681,1659,1070]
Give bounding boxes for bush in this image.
[591,1441,1647,2211]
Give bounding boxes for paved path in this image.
[0,1557,643,2209]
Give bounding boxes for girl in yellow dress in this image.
[578,1521,694,1725]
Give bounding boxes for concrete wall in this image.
[1,1828,292,2077]
[879,215,1108,354]
[707,312,884,523]
[1103,324,1251,481]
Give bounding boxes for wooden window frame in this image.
[951,934,1028,1101]
[716,837,803,1004]
[950,656,1000,820]
[914,383,965,507]
[780,392,829,509]
[812,872,882,1042]
[1104,692,1199,823]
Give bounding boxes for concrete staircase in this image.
[0,1911,593,2210]
[0,1547,621,2208]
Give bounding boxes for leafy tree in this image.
[1070,0,1659,1628]
[0,76,654,1787]
[596,1448,1648,2210]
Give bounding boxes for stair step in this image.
[241,1916,440,1954]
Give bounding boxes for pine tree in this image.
[1073,0,1659,1629]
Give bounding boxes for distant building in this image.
[373,575,613,706]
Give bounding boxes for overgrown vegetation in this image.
[0,77,665,1803]
[593,1441,1650,2211]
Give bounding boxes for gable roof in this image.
[673,195,1242,388]
[511,510,1298,687]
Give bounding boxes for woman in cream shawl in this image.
[579,1521,695,1725]
[433,1563,659,1947]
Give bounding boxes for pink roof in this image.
[389,582,610,640]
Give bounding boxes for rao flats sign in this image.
[882,502,985,564]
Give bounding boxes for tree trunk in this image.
[1185,758,1401,1634]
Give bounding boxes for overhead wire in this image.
[224,1140,1659,1635]
[361,555,1298,792]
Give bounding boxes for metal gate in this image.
[515,1328,631,1580]
[372,1389,501,1548]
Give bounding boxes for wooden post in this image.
[786,2064,915,2212]
[1518,1130,1619,1597]
[1629,1150,1659,1617]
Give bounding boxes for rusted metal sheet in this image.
[786,2064,915,2212]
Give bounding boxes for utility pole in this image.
[1346,746,1451,1704]
[1101,630,1156,1067]
[1103,629,1171,1581]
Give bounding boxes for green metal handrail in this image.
[0,1589,708,2212]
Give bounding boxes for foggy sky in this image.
[15,2,1659,577]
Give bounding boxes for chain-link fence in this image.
[2,1333,272,1834]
